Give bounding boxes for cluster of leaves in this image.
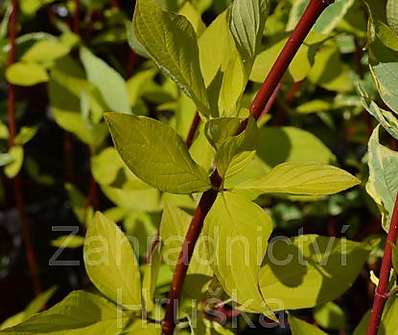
[1,0,398,334]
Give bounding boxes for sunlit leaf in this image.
[133,0,211,116]
[80,48,130,114]
[367,125,398,232]
[4,146,23,178]
[0,287,57,330]
[387,0,398,34]
[105,113,210,194]
[234,161,359,198]
[215,118,258,178]
[160,200,212,276]
[229,0,269,62]
[205,192,275,317]
[287,0,354,34]
[22,39,71,65]
[179,2,206,35]
[6,62,48,86]
[84,212,141,310]
[0,291,127,334]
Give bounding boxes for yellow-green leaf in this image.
[133,0,211,116]
[229,0,270,62]
[204,192,275,317]
[84,212,141,310]
[289,315,327,335]
[0,291,128,334]
[160,200,212,276]
[80,48,131,114]
[0,287,57,330]
[387,0,398,34]
[4,146,24,178]
[215,117,258,178]
[234,161,359,198]
[314,302,346,330]
[179,2,206,36]
[6,62,48,86]
[259,235,371,310]
[105,113,210,194]
[366,125,398,232]
[22,39,70,64]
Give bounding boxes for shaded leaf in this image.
[259,235,371,310]
[289,315,327,335]
[314,302,346,330]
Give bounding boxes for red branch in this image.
[185,112,201,149]
[161,1,334,333]
[73,0,81,35]
[162,189,219,334]
[62,0,82,184]
[111,0,120,9]
[367,194,398,335]
[250,0,334,119]
[7,0,42,295]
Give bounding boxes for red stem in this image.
[161,1,334,333]
[250,0,334,119]
[62,0,82,184]
[7,0,42,295]
[367,194,398,335]
[7,0,17,143]
[259,83,281,120]
[162,189,219,334]
[111,0,120,9]
[85,175,98,209]
[185,112,201,149]
[73,0,80,35]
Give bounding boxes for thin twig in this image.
[367,194,398,335]
[7,0,42,295]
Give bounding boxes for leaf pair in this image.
[106,112,360,198]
